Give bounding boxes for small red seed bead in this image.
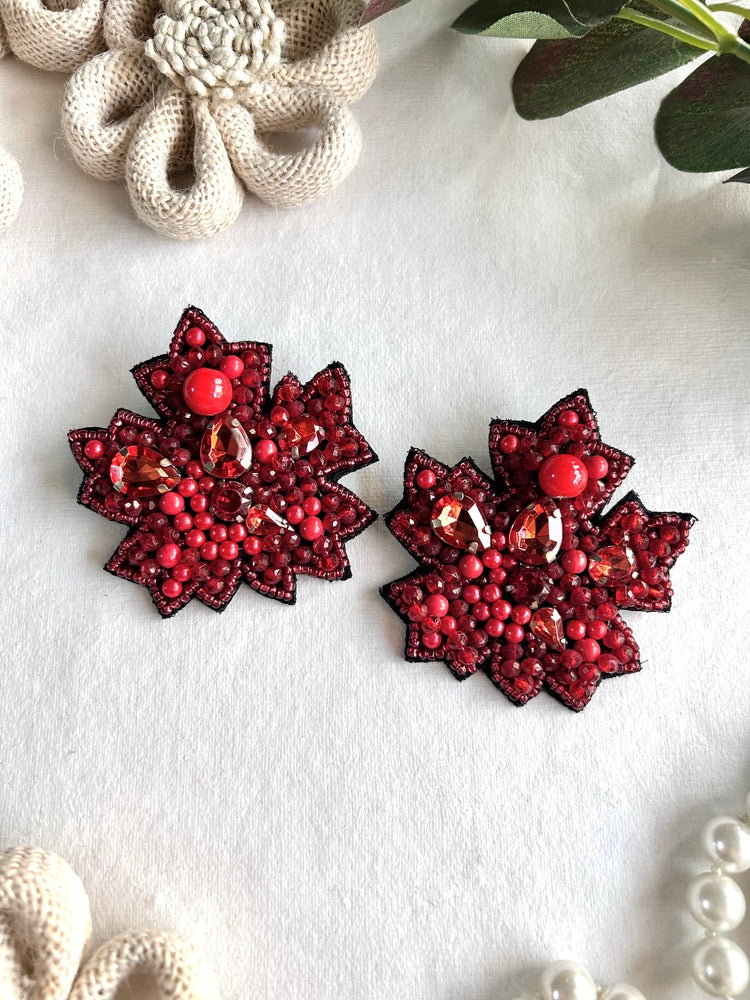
[210,524,228,543]
[220,355,244,379]
[185,325,206,347]
[172,564,192,583]
[161,578,183,599]
[219,541,239,560]
[193,513,214,531]
[182,368,233,416]
[538,453,589,499]
[299,515,324,541]
[458,554,484,579]
[499,434,519,454]
[177,478,198,497]
[159,492,185,516]
[150,369,169,389]
[585,454,609,480]
[575,638,601,662]
[84,440,104,460]
[485,619,505,638]
[597,653,620,674]
[491,599,512,620]
[254,439,278,464]
[416,470,437,489]
[243,537,262,556]
[504,623,524,644]
[173,512,193,532]
[558,409,579,427]
[511,604,532,625]
[462,585,481,604]
[422,632,442,650]
[482,584,501,604]
[186,460,203,479]
[156,543,181,568]
[566,620,587,641]
[587,620,608,640]
[270,406,289,425]
[190,494,209,513]
[440,616,458,635]
[185,529,205,549]
[425,594,449,618]
[561,550,588,574]
[474,602,491,622]
[200,541,219,562]
[303,497,322,516]
[228,523,246,542]
[490,532,507,550]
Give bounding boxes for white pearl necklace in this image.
[508,960,644,1000]
[688,795,750,999]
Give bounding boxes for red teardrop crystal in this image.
[508,500,563,565]
[210,483,254,522]
[530,607,566,652]
[588,545,635,585]
[245,504,289,536]
[200,415,253,478]
[430,492,491,552]
[278,417,325,459]
[109,446,181,498]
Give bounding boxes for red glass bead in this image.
[185,529,205,548]
[246,504,289,537]
[561,550,587,575]
[558,409,579,427]
[182,368,233,416]
[219,540,239,560]
[210,483,254,522]
[491,599,512,620]
[254,439,278,464]
[587,620,608,640]
[565,620,587,641]
[511,604,531,625]
[110,446,181,498]
[156,543,181,568]
[161,578,183,599]
[303,497,322,516]
[485,619,504,638]
[193,513,214,531]
[505,568,551,608]
[422,632,442,650]
[458,554,484,580]
[220,355,244,379]
[575,638,601,662]
[150,369,168,389]
[84,440,104,460]
[499,434,519,454]
[538,453,589,498]
[173,512,193,532]
[529,607,565,652]
[158,491,184,516]
[588,545,635,586]
[177,478,198,497]
[200,541,219,562]
[185,325,206,347]
[585,454,609,480]
[416,470,437,489]
[431,493,492,553]
[504,623,524,644]
[278,417,325,459]
[299,516,324,542]
[425,594,449,617]
[508,500,563,565]
[200,415,253,479]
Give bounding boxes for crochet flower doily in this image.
[382,391,694,711]
[61,0,378,239]
[0,0,105,230]
[69,306,377,617]
[0,846,219,1000]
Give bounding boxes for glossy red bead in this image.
[538,453,589,498]
[425,594,449,617]
[422,632,442,650]
[499,434,519,454]
[156,543,181,568]
[84,440,104,460]
[182,367,233,416]
[458,554,484,580]
[575,638,601,662]
[220,355,244,379]
[161,578,183,599]
[254,439,278,464]
[185,325,206,347]
[299,515,324,542]
[558,409,579,427]
[159,491,185,516]
[416,470,436,489]
[585,454,609,480]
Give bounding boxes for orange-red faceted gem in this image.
[200,415,253,478]
[508,499,563,565]
[183,367,233,416]
[245,504,289,536]
[210,483,254,521]
[430,492,492,552]
[588,545,635,585]
[538,453,589,498]
[109,446,181,497]
[530,607,566,652]
[279,417,325,459]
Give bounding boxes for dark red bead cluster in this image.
[69,307,377,617]
[381,391,693,711]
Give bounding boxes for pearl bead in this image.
[688,873,746,932]
[539,961,598,1000]
[598,985,646,1000]
[690,936,749,997]
[701,816,750,873]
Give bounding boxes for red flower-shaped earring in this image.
[69,307,377,616]
[381,391,694,711]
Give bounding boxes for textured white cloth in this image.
[62,0,378,238]
[0,848,218,1000]
[1,2,750,1000]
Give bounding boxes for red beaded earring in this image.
[69,306,377,617]
[381,390,694,711]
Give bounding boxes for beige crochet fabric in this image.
[0,847,218,1000]
[61,0,378,239]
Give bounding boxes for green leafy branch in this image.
[361,0,750,179]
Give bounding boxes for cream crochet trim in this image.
[0,0,105,231]
[0,846,218,1000]
[62,0,378,239]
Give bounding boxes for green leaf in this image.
[564,0,627,25]
[360,0,411,26]
[513,15,700,119]
[655,48,750,171]
[726,166,750,183]
[453,1,589,38]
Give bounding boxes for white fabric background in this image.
[1,3,750,998]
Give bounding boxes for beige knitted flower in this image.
[0,846,219,1000]
[62,0,378,239]
[0,0,105,230]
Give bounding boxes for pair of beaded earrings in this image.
[69,307,694,712]
[0,0,377,238]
